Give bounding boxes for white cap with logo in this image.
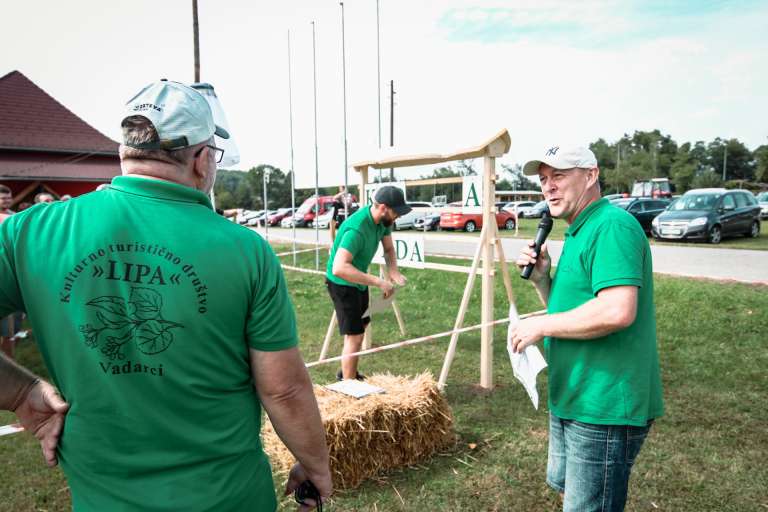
[122,80,229,150]
[522,145,598,176]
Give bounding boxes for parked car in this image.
[651,188,761,244]
[440,208,517,232]
[757,191,768,220]
[394,201,433,230]
[309,209,334,229]
[521,200,549,218]
[267,207,295,226]
[502,201,538,216]
[413,212,441,231]
[236,209,263,226]
[610,197,670,233]
[603,193,626,201]
[290,195,336,227]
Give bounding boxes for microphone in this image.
[520,209,553,280]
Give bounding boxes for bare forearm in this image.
[531,274,551,306]
[540,295,634,340]
[261,377,328,475]
[383,247,397,273]
[0,352,39,411]
[333,262,383,288]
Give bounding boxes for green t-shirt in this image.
[545,198,664,426]
[325,205,391,290]
[0,177,298,511]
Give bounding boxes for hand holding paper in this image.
[507,304,547,409]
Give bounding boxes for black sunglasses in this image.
[194,144,225,164]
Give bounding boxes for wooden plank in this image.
[352,129,510,170]
[318,310,337,361]
[480,155,496,389]
[438,224,487,389]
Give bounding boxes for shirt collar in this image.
[109,176,213,210]
[565,198,608,237]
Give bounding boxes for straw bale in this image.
[262,372,456,489]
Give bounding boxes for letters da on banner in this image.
[462,176,483,213]
[364,182,407,205]
[372,234,425,269]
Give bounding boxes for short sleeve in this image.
[0,218,24,317]
[339,229,362,256]
[246,241,298,351]
[587,221,645,295]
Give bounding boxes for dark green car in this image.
[609,197,670,233]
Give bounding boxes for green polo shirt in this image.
[0,176,298,511]
[545,198,664,426]
[325,205,391,291]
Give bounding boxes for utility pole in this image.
[263,168,271,241]
[389,79,395,181]
[722,143,728,181]
[192,0,200,82]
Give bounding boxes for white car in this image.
[394,201,433,230]
[280,216,294,228]
[502,201,537,217]
[310,209,335,229]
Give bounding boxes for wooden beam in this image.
[352,129,510,171]
[480,155,496,389]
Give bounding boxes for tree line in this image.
[591,130,768,194]
[214,131,768,210]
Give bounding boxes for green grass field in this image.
[1,246,766,511]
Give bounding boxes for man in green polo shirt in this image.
[0,80,331,511]
[510,145,664,511]
[326,186,410,380]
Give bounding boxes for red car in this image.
[440,207,517,232]
[266,207,295,226]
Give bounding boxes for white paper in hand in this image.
[507,304,547,409]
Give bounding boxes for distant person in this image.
[0,185,19,358]
[59,194,72,202]
[16,202,33,212]
[326,186,409,380]
[33,192,55,204]
[0,80,331,510]
[0,185,14,223]
[511,145,664,511]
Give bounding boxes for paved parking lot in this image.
[256,227,768,285]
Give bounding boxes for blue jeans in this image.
[547,413,653,512]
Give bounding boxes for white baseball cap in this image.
[122,80,229,150]
[522,145,598,176]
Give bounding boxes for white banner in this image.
[364,181,407,205]
[462,176,483,213]
[372,233,425,269]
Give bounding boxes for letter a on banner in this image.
[462,176,483,213]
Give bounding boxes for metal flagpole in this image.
[288,30,297,265]
[312,21,320,270]
[340,2,349,221]
[376,0,382,182]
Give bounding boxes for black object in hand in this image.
[295,480,323,511]
[521,209,553,280]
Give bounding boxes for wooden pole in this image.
[437,224,487,389]
[495,238,515,306]
[319,311,337,361]
[480,155,496,389]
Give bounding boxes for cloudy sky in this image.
[3,0,766,188]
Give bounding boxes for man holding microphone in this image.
[510,145,664,511]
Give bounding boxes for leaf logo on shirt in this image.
[78,287,183,360]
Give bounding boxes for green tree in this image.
[754,144,768,183]
[691,170,723,189]
[707,138,755,181]
[669,143,698,193]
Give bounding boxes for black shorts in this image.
[325,279,370,335]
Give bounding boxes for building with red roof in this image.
[0,70,120,207]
